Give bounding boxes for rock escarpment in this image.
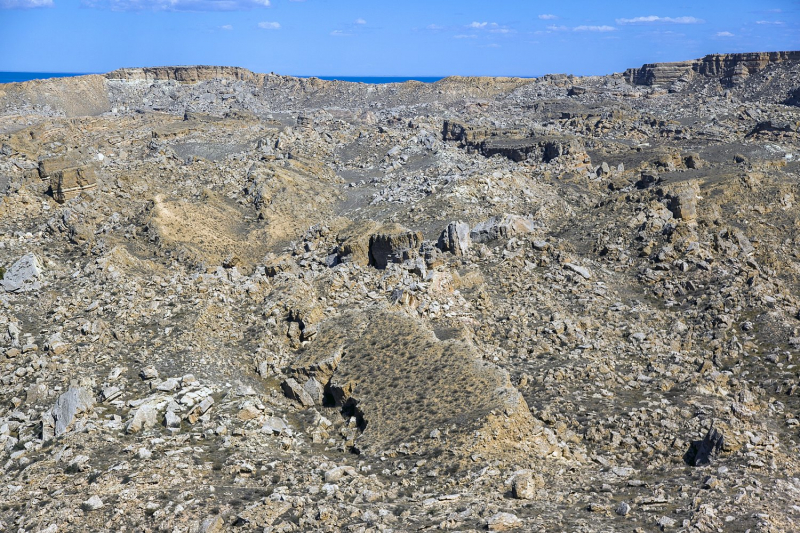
[106,65,265,84]
[625,51,800,87]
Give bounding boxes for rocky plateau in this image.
[1,51,800,532]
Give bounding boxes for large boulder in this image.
[51,166,97,203]
[1,253,43,293]
[470,214,535,244]
[337,222,424,269]
[659,181,699,221]
[684,426,725,466]
[43,387,95,439]
[38,156,77,181]
[368,227,423,269]
[438,221,471,256]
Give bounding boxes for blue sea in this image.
[0,72,87,83]
[1,72,445,84]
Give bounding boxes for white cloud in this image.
[330,30,351,37]
[574,25,616,32]
[258,21,280,29]
[716,31,734,37]
[83,0,270,10]
[355,18,366,25]
[1,0,53,7]
[426,24,443,30]
[490,28,514,34]
[468,21,501,29]
[616,15,703,24]
[454,34,478,39]
[221,24,233,30]
[755,20,784,25]
[485,43,500,48]
[538,14,557,20]
[547,25,568,31]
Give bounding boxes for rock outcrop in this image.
[625,51,800,87]
[442,120,584,163]
[286,310,553,459]
[368,226,423,269]
[106,65,265,84]
[51,165,97,203]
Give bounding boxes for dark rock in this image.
[684,152,703,169]
[369,228,423,269]
[684,427,724,466]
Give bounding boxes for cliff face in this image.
[625,51,800,87]
[106,65,265,84]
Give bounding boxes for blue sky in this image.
[1,0,798,76]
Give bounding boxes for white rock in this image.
[487,512,522,531]
[164,410,182,428]
[156,378,181,391]
[262,416,289,435]
[45,387,95,438]
[324,465,357,483]
[564,263,592,279]
[83,495,104,511]
[127,402,159,434]
[1,253,43,293]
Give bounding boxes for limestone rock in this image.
[564,263,592,280]
[625,51,800,87]
[51,166,97,203]
[512,470,543,499]
[106,66,263,83]
[262,416,290,435]
[44,387,95,439]
[470,214,535,244]
[281,377,315,407]
[438,221,471,256]
[324,465,357,483]
[685,426,725,466]
[298,311,540,458]
[82,495,104,511]
[38,156,77,181]
[487,512,522,531]
[660,181,699,221]
[127,402,159,434]
[369,227,423,269]
[1,253,43,293]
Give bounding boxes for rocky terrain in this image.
[0,50,800,532]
